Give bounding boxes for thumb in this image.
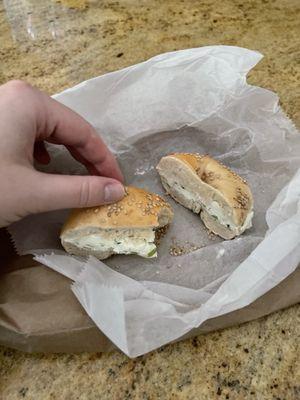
[33,172,125,212]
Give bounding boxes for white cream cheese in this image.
[166,178,254,234]
[165,180,202,213]
[206,200,253,231]
[205,200,232,227]
[64,228,157,258]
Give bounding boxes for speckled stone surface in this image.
[0,0,300,399]
[0,306,299,399]
[0,0,299,124]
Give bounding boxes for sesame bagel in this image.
[156,153,253,239]
[60,186,173,259]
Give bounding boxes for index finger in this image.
[36,90,124,182]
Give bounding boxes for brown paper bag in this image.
[1,227,299,353]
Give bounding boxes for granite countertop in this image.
[0,0,300,398]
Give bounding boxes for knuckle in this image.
[5,79,32,95]
[2,80,39,122]
[78,179,93,207]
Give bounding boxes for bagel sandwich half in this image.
[61,186,173,259]
[156,153,253,239]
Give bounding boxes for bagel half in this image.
[156,153,253,239]
[60,186,173,259]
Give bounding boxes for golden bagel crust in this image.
[60,186,173,237]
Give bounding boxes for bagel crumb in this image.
[155,225,168,245]
[207,230,217,240]
[169,239,201,256]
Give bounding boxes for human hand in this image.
[0,80,125,227]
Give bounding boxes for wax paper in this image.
[8,46,300,357]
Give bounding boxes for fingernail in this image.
[104,182,125,203]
